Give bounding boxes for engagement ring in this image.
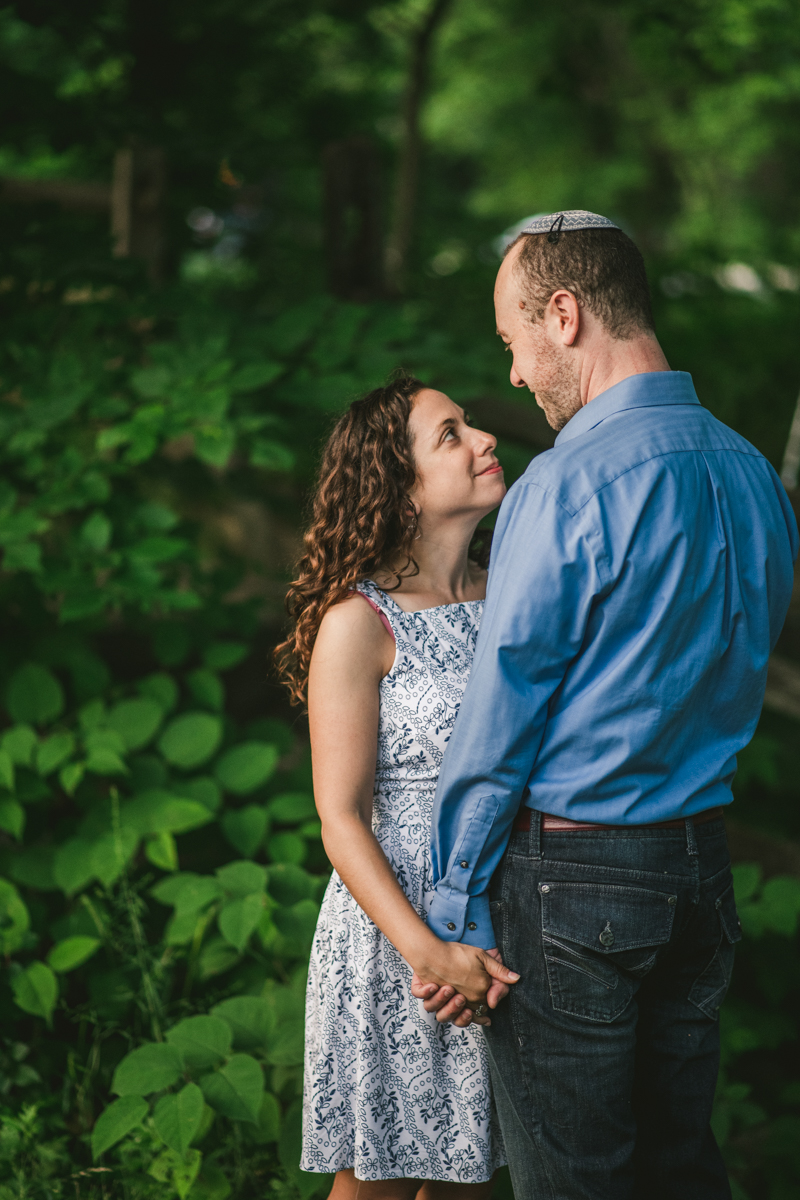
[472,1004,487,1017]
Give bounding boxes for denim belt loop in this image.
[685,816,699,857]
[529,809,543,859]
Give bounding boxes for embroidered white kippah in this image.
[519,210,620,237]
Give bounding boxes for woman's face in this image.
[407,389,506,525]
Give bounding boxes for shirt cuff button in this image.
[446,922,456,931]
[460,861,469,868]
[467,922,477,931]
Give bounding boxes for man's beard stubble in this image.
[530,335,582,432]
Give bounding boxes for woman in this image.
[277,374,517,1199]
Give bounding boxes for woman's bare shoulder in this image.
[313,591,394,675]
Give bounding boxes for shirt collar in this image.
[554,371,701,446]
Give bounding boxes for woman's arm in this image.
[308,596,517,1019]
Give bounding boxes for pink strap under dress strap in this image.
[358,592,395,640]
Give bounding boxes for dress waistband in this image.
[514,806,725,834]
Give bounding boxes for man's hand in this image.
[411,947,517,1027]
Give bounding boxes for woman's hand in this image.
[411,944,518,1026]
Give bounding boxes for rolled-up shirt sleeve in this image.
[428,478,607,947]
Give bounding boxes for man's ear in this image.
[546,289,580,346]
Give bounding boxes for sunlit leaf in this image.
[158,713,223,769]
[216,861,267,897]
[199,1054,264,1123]
[107,698,164,751]
[166,1016,232,1070]
[211,996,275,1051]
[47,935,101,972]
[91,1095,148,1160]
[215,742,278,794]
[112,1042,184,1096]
[145,831,178,871]
[6,664,64,725]
[1,725,37,767]
[35,732,75,777]
[0,799,24,840]
[12,962,58,1027]
[154,1083,204,1159]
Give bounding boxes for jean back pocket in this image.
[540,880,677,1023]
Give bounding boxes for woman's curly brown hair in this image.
[275,373,427,707]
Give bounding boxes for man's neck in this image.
[580,335,670,409]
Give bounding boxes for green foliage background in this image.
[0,1,797,1197]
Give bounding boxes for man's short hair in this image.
[507,227,655,340]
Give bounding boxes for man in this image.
[413,211,798,1198]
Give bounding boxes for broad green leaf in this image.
[253,1092,281,1144]
[107,698,164,751]
[112,1042,184,1096]
[59,762,85,796]
[211,996,275,1051]
[81,511,112,552]
[78,698,106,731]
[268,832,306,865]
[166,909,206,946]
[216,861,267,897]
[151,873,223,916]
[221,805,268,857]
[187,669,224,712]
[0,878,30,954]
[84,747,129,776]
[250,438,295,472]
[146,831,178,871]
[4,542,42,572]
[121,791,213,836]
[278,1099,303,1173]
[153,1083,204,1158]
[215,742,278,795]
[165,1017,232,1070]
[267,792,317,824]
[218,894,264,951]
[203,642,248,671]
[194,424,235,468]
[197,937,239,979]
[0,749,14,791]
[53,837,96,895]
[230,361,282,391]
[267,864,314,906]
[265,1021,305,1067]
[0,799,24,840]
[173,776,222,813]
[35,732,75,777]
[6,664,64,725]
[159,713,222,769]
[8,847,57,891]
[138,672,179,713]
[273,899,319,949]
[199,1054,264,1123]
[47,935,101,972]
[12,962,58,1026]
[90,827,140,888]
[1,725,36,767]
[760,877,800,937]
[91,1095,148,1159]
[732,863,762,904]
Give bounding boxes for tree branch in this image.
[385,0,455,292]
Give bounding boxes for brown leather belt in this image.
[514,806,725,834]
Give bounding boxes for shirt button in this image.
[460,860,469,869]
[467,922,477,931]
[447,922,456,931]
[599,929,615,948]
[540,884,551,894]
[668,895,677,906]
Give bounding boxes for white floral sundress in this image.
[301,580,504,1183]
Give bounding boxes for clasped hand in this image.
[411,944,519,1027]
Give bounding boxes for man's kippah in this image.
[518,210,620,239]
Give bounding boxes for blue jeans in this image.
[483,813,739,1200]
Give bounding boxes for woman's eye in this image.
[443,429,455,441]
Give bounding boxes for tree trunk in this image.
[385,0,455,293]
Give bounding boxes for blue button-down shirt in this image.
[429,371,798,948]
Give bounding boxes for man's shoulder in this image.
[517,403,766,516]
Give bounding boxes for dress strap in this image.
[355,587,395,641]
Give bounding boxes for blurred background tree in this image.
[0,1,797,1197]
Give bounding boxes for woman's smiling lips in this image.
[475,463,503,477]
